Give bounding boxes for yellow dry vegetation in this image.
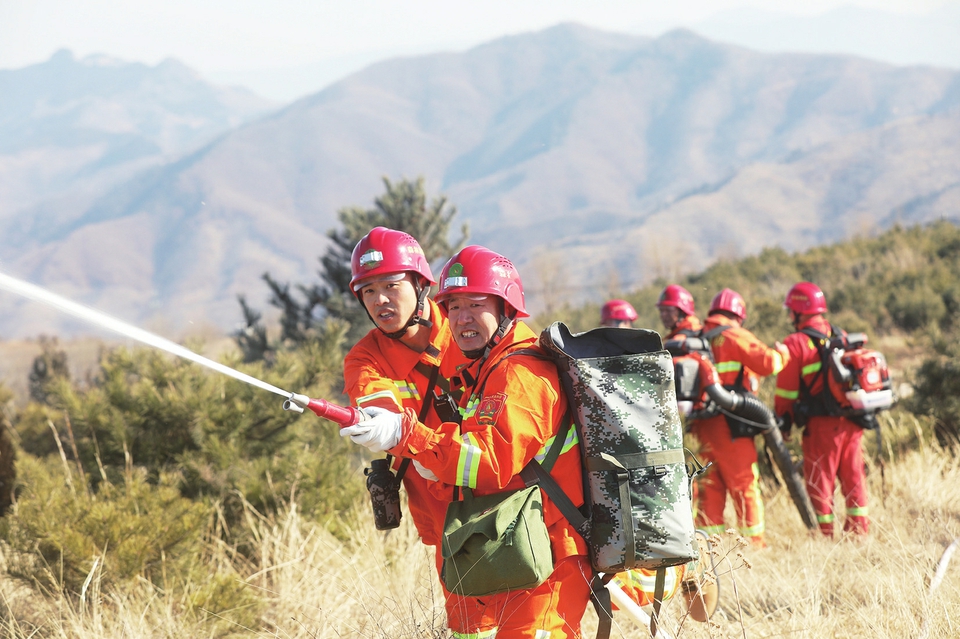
[0,412,956,638]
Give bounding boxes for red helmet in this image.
[349,227,435,293]
[709,288,747,321]
[656,285,695,316]
[784,281,828,314]
[436,245,528,318]
[601,299,638,323]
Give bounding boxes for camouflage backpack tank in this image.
[539,322,698,573]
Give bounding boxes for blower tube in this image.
[703,384,773,430]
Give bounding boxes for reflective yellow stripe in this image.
[847,506,869,517]
[771,350,786,375]
[394,379,420,401]
[452,629,498,639]
[775,388,799,400]
[533,425,579,464]
[462,394,479,418]
[356,390,402,410]
[456,432,482,488]
[715,361,742,374]
[612,567,681,596]
[802,361,821,377]
[740,522,764,536]
[817,513,835,524]
[699,524,725,536]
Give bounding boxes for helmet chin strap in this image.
[379,280,433,340]
[462,307,514,361]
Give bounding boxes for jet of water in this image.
[0,271,290,398]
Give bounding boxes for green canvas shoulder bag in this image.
[440,419,570,597]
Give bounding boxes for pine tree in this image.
[235,176,467,360]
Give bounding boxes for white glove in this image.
[413,460,438,481]
[339,406,403,452]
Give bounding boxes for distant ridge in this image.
[1,25,958,337]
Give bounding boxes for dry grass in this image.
[0,419,958,638]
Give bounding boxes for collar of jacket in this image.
[795,313,831,335]
[368,298,446,370]
[670,314,702,337]
[703,313,740,331]
[457,321,538,388]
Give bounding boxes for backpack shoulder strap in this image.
[796,327,827,396]
[520,420,588,531]
[393,362,445,482]
[523,420,612,639]
[800,327,827,342]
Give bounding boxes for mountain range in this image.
[1,24,958,338]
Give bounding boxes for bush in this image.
[907,337,960,449]
[3,455,208,593]
[13,323,367,533]
[886,283,947,331]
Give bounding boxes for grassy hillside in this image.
[0,221,958,636]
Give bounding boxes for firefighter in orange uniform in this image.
[689,288,788,547]
[600,299,638,328]
[774,282,869,537]
[657,284,701,340]
[342,227,472,619]
[341,245,591,639]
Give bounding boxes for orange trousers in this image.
[445,554,593,639]
[803,416,869,536]
[691,415,764,543]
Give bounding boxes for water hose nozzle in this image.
[280,393,363,426]
[283,393,309,413]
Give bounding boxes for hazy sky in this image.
[0,0,955,100]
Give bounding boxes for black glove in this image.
[776,414,793,439]
[853,412,879,431]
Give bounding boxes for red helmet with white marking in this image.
[709,288,747,321]
[436,245,528,318]
[349,227,435,293]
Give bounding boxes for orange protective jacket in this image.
[702,314,787,393]
[389,321,588,563]
[343,299,468,546]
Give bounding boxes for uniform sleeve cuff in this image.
[389,407,432,456]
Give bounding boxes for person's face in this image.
[658,305,680,330]
[446,294,501,353]
[359,273,418,334]
[602,319,633,329]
